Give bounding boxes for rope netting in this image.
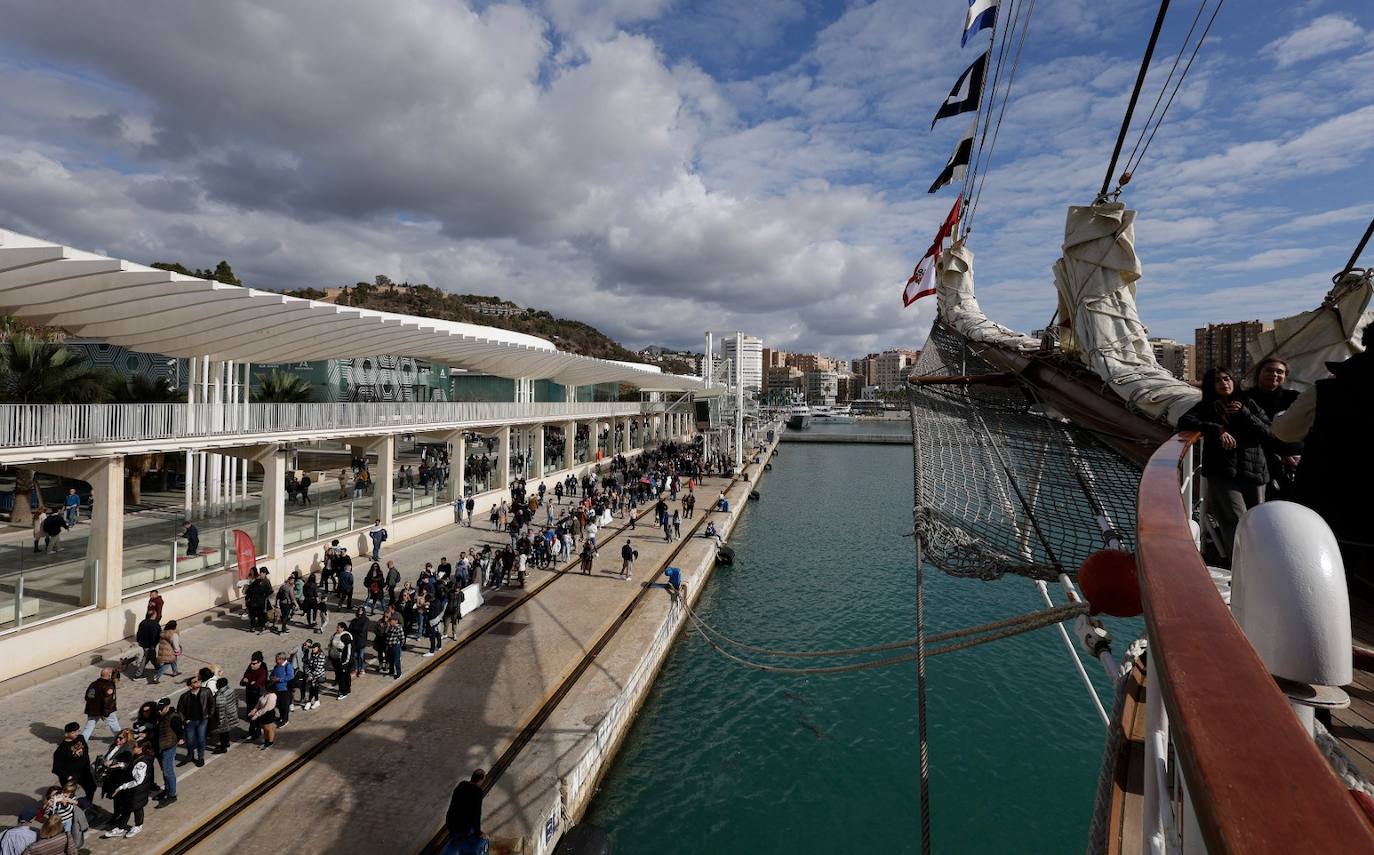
[908,321,1142,582]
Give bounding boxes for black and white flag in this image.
[928,118,976,194]
[931,51,987,129]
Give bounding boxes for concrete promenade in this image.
[0,438,772,854]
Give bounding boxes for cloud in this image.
[0,0,1371,361]
[1261,13,1365,67]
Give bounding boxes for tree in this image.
[252,369,315,403]
[0,337,113,524]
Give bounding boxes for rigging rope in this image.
[681,598,1088,658]
[962,0,1019,215]
[682,598,1089,673]
[912,408,933,855]
[1121,0,1225,184]
[1099,0,1172,199]
[1120,0,1210,175]
[965,0,1039,235]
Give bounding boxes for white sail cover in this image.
[1246,272,1373,393]
[936,241,1041,351]
[1052,203,1199,425]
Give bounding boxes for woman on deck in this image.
[1179,366,1271,562]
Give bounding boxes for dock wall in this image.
[493,435,779,854]
[779,432,908,444]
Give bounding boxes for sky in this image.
[1,0,1371,358]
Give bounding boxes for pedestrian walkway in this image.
[0,451,735,853]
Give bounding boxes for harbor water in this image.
[586,419,1135,852]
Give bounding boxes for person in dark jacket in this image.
[180,522,199,557]
[425,593,447,655]
[337,564,355,609]
[349,608,371,677]
[52,723,95,799]
[302,573,321,629]
[80,667,120,741]
[134,612,162,679]
[176,674,212,767]
[206,667,237,754]
[152,698,184,806]
[1244,357,1303,501]
[245,569,272,633]
[1179,366,1271,562]
[41,510,70,552]
[1275,325,1374,584]
[446,768,486,840]
[330,622,353,699]
[102,740,155,840]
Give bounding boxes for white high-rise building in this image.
[722,333,764,391]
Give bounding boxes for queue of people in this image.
[4,435,722,851]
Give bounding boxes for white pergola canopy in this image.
[0,228,702,392]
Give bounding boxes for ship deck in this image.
[1333,594,1374,780]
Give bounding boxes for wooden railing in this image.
[1137,433,1374,852]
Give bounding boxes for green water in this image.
[586,426,1134,853]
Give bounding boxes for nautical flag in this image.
[903,252,938,306]
[962,0,998,47]
[903,195,963,306]
[932,51,988,129]
[928,118,976,194]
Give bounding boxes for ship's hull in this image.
[786,414,811,430]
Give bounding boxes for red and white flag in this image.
[902,252,938,306]
[901,194,962,307]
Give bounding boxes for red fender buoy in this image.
[1078,549,1142,617]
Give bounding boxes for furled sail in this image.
[1247,270,1374,392]
[936,241,1041,351]
[1052,203,1199,425]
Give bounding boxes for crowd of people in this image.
[1180,327,1374,581]
[2,435,730,851]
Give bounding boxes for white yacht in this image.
[785,395,812,430]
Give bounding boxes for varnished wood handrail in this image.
[1137,433,1374,852]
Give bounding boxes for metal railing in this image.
[0,401,646,450]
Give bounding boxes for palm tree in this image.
[0,337,113,525]
[0,337,112,404]
[252,369,315,403]
[111,374,183,404]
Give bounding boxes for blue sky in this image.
[0,0,1371,357]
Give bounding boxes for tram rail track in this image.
[160,463,748,855]
[417,465,748,854]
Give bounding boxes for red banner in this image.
[233,529,257,581]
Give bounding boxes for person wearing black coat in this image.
[1244,357,1303,501]
[134,612,162,679]
[349,608,371,677]
[103,742,155,840]
[1179,366,1271,562]
[52,723,96,799]
[245,569,272,633]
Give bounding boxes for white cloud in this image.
[1261,13,1365,67]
